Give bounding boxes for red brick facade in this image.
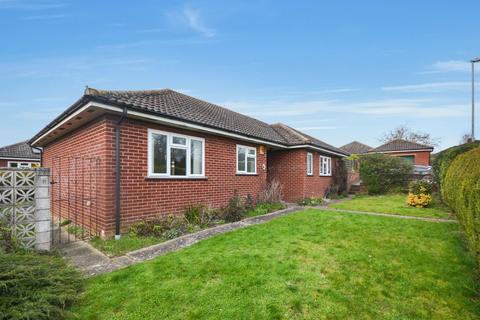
[385,151,431,166]
[43,115,269,235]
[268,149,337,202]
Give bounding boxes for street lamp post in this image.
[471,57,480,141]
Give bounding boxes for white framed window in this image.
[8,161,36,168]
[237,145,257,174]
[306,152,313,176]
[148,129,205,178]
[320,156,332,176]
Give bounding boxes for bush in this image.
[330,159,348,196]
[245,202,287,217]
[185,204,221,228]
[442,147,480,268]
[432,141,480,192]
[222,191,247,222]
[407,193,432,208]
[258,179,283,204]
[408,180,433,195]
[359,154,412,194]
[298,197,323,206]
[0,218,18,253]
[0,251,83,319]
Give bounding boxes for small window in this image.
[148,129,204,178]
[7,162,33,168]
[320,156,332,176]
[307,152,313,176]
[237,145,256,174]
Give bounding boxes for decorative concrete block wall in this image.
[0,167,51,250]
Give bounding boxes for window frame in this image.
[306,152,313,176]
[319,155,332,176]
[236,144,257,175]
[147,128,205,178]
[8,161,34,168]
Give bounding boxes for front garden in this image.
[74,209,479,319]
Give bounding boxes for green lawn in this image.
[74,209,478,319]
[330,194,452,219]
[90,235,164,257]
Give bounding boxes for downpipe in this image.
[115,107,128,240]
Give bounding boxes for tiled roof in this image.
[271,123,349,155]
[0,141,40,159]
[340,141,372,154]
[370,139,433,152]
[85,88,287,145]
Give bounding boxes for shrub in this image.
[298,197,323,206]
[407,193,432,208]
[408,180,432,195]
[0,218,18,253]
[0,251,83,320]
[222,191,246,222]
[258,179,283,204]
[442,147,480,268]
[245,202,287,217]
[359,154,412,194]
[331,159,348,196]
[432,141,480,192]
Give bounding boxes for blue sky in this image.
[1,0,479,151]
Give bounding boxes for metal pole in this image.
[472,61,475,140]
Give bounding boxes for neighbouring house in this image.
[30,87,348,236]
[340,141,372,189]
[367,139,433,166]
[0,141,41,168]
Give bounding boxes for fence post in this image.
[35,168,51,251]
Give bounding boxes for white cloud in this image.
[422,60,470,73]
[382,82,469,92]
[182,7,216,38]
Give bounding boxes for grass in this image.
[330,194,452,219]
[74,209,479,319]
[90,235,164,257]
[91,203,287,257]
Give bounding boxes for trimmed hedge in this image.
[442,147,480,267]
[432,141,480,191]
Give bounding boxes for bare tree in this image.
[380,125,440,147]
[459,133,474,144]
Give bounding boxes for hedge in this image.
[442,147,480,268]
[432,141,480,191]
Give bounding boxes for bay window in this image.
[320,156,332,176]
[237,145,256,174]
[148,129,204,178]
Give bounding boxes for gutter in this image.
[115,106,128,240]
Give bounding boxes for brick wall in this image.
[118,118,268,228]
[387,151,431,165]
[43,115,268,235]
[42,117,115,235]
[0,160,7,167]
[268,148,337,202]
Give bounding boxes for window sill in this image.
[145,176,208,180]
[319,175,332,177]
[236,173,259,176]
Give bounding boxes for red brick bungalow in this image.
[30,88,348,237]
[0,141,41,168]
[367,139,433,166]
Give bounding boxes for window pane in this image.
[237,147,246,172]
[171,148,187,176]
[190,139,203,175]
[9,162,18,168]
[307,154,312,174]
[172,136,186,145]
[247,156,255,173]
[248,148,256,155]
[153,134,167,174]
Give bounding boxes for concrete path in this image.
[61,206,301,277]
[318,207,457,223]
